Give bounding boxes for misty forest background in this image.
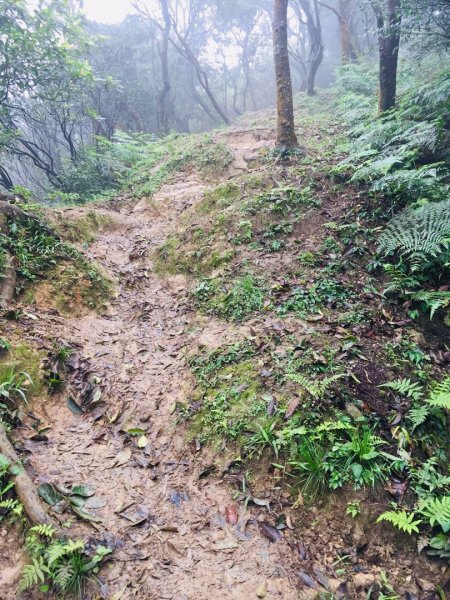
[1,1,450,596]
[1,0,448,202]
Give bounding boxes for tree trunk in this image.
[306,40,324,96]
[172,31,230,125]
[374,0,401,112]
[242,33,257,111]
[298,0,324,96]
[339,18,349,63]
[0,166,14,192]
[273,0,298,148]
[158,0,171,136]
[338,0,353,64]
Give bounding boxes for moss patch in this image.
[190,356,265,446]
[0,343,47,399]
[56,211,114,244]
[51,260,112,314]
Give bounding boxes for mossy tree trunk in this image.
[373,0,402,112]
[272,0,298,148]
[318,0,357,64]
[157,0,171,136]
[298,0,324,96]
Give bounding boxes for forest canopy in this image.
[0,0,445,199]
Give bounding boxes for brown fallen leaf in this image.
[166,540,184,556]
[113,448,132,467]
[385,477,408,501]
[211,539,239,551]
[258,521,282,543]
[225,504,238,525]
[298,571,317,589]
[285,397,300,419]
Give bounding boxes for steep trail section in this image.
[12,132,303,599]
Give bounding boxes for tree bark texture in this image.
[298,0,324,96]
[374,0,401,112]
[273,0,298,148]
[0,426,58,527]
[158,0,171,135]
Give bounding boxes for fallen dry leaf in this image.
[114,447,132,467]
[225,504,238,525]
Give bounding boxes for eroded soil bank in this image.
[0,117,447,599]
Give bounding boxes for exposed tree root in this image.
[0,426,59,528]
[0,251,17,308]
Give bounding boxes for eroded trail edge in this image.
[7,132,303,600]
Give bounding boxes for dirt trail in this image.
[6,130,308,599]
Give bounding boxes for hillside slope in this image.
[0,95,448,599]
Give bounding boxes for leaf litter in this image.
[2,129,443,600]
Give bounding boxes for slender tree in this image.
[158,0,172,135]
[272,0,298,148]
[371,0,402,112]
[297,0,324,96]
[318,0,357,63]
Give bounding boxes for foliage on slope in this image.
[149,74,450,564]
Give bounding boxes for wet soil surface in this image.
[0,128,446,599]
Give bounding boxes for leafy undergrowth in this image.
[0,209,112,314]
[52,210,115,244]
[0,338,111,598]
[156,89,450,569]
[49,130,234,202]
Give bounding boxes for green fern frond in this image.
[410,290,450,319]
[380,378,423,400]
[418,496,450,533]
[46,544,68,567]
[53,562,75,590]
[378,199,450,269]
[19,557,49,591]
[30,524,56,538]
[351,154,404,182]
[377,510,422,534]
[62,539,85,554]
[287,373,347,399]
[406,405,430,431]
[0,499,20,511]
[426,376,450,409]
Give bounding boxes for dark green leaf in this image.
[38,483,64,506]
[67,397,83,414]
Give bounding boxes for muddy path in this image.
[5,130,309,599]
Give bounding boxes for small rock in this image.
[328,579,342,593]
[345,402,363,420]
[351,523,365,545]
[416,578,435,592]
[353,573,376,590]
[409,330,426,345]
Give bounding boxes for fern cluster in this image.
[380,378,423,400]
[377,199,450,318]
[335,63,450,204]
[382,376,450,432]
[377,497,450,557]
[20,526,112,596]
[378,200,450,269]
